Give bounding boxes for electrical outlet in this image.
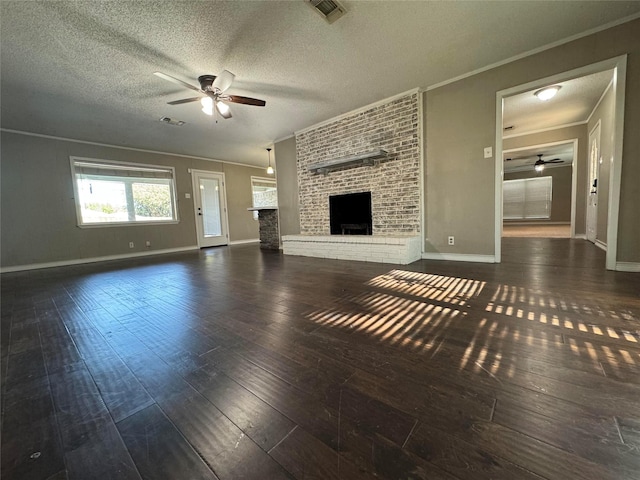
[146,240,151,247]
[484,147,493,159]
[129,242,134,248]
[448,236,455,246]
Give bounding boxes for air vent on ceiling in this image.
[160,116,185,126]
[308,0,347,24]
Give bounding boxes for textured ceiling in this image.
[504,142,574,173]
[1,1,639,167]
[503,69,614,137]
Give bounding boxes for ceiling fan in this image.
[534,154,563,172]
[154,70,266,120]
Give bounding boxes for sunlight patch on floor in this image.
[365,269,485,306]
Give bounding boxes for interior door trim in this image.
[189,169,230,248]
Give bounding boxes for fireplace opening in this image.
[329,192,372,235]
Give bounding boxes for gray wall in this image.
[504,166,572,223]
[503,125,587,234]
[0,131,261,268]
[224,162,263,242]
[588,84,615,245]
[425,18,640,262]
[274,136,300,237]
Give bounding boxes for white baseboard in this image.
[0,246,199,273]
[504,221,570,225]
[595,239,608,251]
[422,252,496,263]
[574,234,587,239]
[616,262,640,272]
[229,238,260,245]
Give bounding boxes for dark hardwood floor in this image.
[2,238,639,480]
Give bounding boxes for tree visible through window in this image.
[71,158,177,226]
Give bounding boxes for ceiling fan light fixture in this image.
[200,96,214,115]
[156,71,265,121]
[216,101,230,116]
[534,85,561,101]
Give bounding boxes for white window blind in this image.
[503,177,552,220]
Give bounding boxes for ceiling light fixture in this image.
[216,101,230,117]
[200,97,214,115]
[266,148,274,175]
[534,85,561,101]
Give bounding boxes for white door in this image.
[586,122,601,243]
[192,171,229,247]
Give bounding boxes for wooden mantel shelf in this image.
[308,149,389,175]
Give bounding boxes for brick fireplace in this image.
[282,91,422,264]
[296,92,420,235]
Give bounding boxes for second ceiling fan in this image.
[154,70,266,120]
[533,153,563,172]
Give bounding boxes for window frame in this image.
[70,156,179,228]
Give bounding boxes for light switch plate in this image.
[484,147,493,159]
[185,193,191,199]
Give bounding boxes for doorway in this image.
[191,170,229,248]
[494,55,627,270]
[502,140,576,239]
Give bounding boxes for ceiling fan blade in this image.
[167,97,201,105]
[545,159,563,163]
[506,155,533,161]
[212,70,235,93]
[154,72,201,93]
[226,95,266,107]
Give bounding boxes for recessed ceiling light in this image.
[534,85,561,101]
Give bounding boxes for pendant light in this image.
[266,148,274,175]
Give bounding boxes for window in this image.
[71,158,177,226]
[503,176,552,220]
[250,177,277,220]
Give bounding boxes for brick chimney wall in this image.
[295,93,421,235]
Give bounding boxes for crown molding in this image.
[0,128,263,169]
[502,121,587,139]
